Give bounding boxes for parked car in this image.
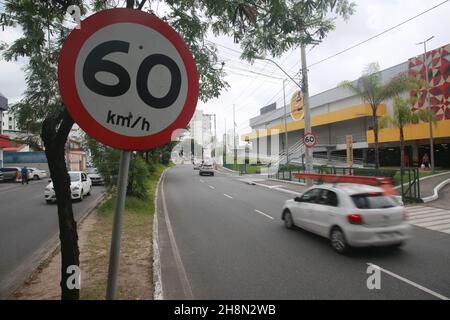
[87,167,104,185]
[281,184,411,254]
[28,167,47,180]
[45,171,92,203]
[0,171,3,182]
[199,163,214,176]
[0,167,22,182]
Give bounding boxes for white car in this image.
[45,171,92,203]
[87,167,104,185]
[281,184,411,254]
[199,163,214,176]
[28,167,47,180]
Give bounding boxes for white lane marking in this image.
[415,218,450,228]
[367,263,449,300]
[406,208,448,216]
[408,213,450,223]
[199,179,204,183]
[209,185,215,189]
[254,209,274,220]
[223,193,233,199]
[428,222,450,231]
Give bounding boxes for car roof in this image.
[312,183,384,195]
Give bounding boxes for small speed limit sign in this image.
[303,133,317,148]
[58,9,199,150]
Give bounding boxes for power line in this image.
[308,0,449,68]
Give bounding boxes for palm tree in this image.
[340,63,414,170]
[379,96,436,172]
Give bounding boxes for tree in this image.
[379,96,436,172]
[1,0,356,299]
[340,63,414,170]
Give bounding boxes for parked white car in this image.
[45,171,92,203]
[28,167,47,180]
[281,184,411,254]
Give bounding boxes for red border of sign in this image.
[58,9,199,150]
[303,132,317,148]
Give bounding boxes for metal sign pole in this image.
[106,150,131,300]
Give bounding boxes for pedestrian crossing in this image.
[406,205,450,234]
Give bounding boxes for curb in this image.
[153,168,167,301]
[244,180,303,196]
[422,178,450,203]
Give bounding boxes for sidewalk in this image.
[419,172,450,198]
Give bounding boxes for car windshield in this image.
[69,173,80,182]
[87,168,97,174]
[351,193,397,209]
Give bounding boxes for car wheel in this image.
[45,200,52,204]
[34,175,39,180]
[87,188,91,196]
[330,227,349,254]
[283,210,295,229]
[79,190,84,201]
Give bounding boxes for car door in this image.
[81,173,89,194]
[309,189,340,237]
[291,188,321,230]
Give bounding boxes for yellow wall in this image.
[241,103,386,141]
[367,119,450,143]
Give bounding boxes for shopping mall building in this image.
[241,44,450,168]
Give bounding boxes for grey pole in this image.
[233,104,237,164]
[106,150,131,299]
[282,79,289,165]
[416,36,435,173]
[300,43,313,186]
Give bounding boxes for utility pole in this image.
[416,36,435,173]
[300,43,313,185]
[282,79,289,165]
[233,104,237,164]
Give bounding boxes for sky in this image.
[1,0,449,142]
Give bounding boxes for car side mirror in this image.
[294,196,302,202]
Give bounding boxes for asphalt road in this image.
[158,165,450,300]
[0,179,104,298]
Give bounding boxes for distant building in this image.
[189,110,213,158]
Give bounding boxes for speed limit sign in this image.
[303,133,317,148]
[58,9,199,150]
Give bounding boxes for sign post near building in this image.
[58,8,198,299]
[346,135,353,167]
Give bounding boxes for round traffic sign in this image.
[58,9,199,150]
[290,90,304,121]
[303,133,317,148]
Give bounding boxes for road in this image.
[157,165,450,300]
[0,180,104,298]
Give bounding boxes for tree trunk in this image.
[372,109,380,171]
[41,110,79,300]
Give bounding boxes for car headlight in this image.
[45,186,52,191]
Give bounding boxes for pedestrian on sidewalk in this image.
[421,153,430,169]
[21,166,29,185]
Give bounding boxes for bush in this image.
[127,157,151,199]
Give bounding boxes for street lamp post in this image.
[255,55,313,185]
[416,36,435,173]
[282,79,289,165]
